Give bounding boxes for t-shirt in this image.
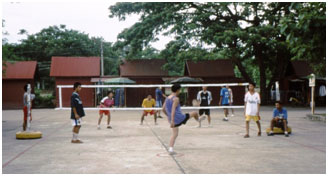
[71,92,85,119]
[165,96,186,125]
[197,90,212,106]
[244,92,261,116]
[155,88,163,102]
[273,108,288,120]
[142,98,156,112]
[100,96,114,107]
[220,87,230,105]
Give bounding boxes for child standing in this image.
[244,83,261,138]
[71,82,85,143]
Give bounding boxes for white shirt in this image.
[244,91,261,116]
[319,85,326,97]
[196,90,212,105]
[100,96,109,104]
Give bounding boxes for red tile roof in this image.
[2,61,37,80]
[50,57,100,77]
[185,60,235,77]
[119,59,169,77]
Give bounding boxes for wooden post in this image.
[311,86,315,115]
[309,73,315,115]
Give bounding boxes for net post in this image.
[59,86,62,109]
[27,84,31,131]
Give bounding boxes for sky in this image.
[2,1,173,50]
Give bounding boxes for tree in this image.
[4,25,121,89]
[109,2,302,103]
[280,2,326,76]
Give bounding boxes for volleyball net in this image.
[55,83,249,111]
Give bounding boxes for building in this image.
[50,56,100,107]
[184,60,246,105]
[2,61,38,109]
[279,61,326,106]
[119,59,169,107]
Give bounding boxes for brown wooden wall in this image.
[55,77,95,107]
[3,80,35,109]
[126,78,165,107]
[186,78,246,106]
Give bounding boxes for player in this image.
[98,91,114,129]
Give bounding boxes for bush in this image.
[33,89,55,108]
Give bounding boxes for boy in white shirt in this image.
[244,83,261,138]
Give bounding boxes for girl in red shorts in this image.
[98,91,114,129]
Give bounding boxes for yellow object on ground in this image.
[16,131,42,139]
[266,127,292,134]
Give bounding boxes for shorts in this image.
[199,109,210,115]
[273,119,288,130]
[155,100,162,107]
[99,110,110,115]
[245,115,260,122]
[23,106,32,121]
[144,110,155,116]
[71,118,82,126]
[174,113,190,127]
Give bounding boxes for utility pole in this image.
[101,41,104,77]
[100,41,104,99]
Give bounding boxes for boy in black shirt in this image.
[71,82,85,143]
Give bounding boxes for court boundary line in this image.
[145,120,186,174]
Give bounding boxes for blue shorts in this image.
[155,100,162,107]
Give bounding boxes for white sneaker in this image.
[97,125,100,130]
[231,114,235,117]
[223,117,229,121]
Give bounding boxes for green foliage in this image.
[109,2,325,104]
[33,89,55,108]
[280,2,326,76]
[3,25,122,89]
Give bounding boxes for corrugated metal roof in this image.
[185,60,235,77]
[90,76,119,83]
[291,61,313,77]
[119,59,169,77]
[2,61,37,80]
[50,56,100,77]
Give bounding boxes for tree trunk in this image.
[231,55,254,84]
[254,44,268,105]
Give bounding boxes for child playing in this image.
[98,91,115,129]
[140,95,158,125]
[162,84,206,155]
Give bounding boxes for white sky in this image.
[2,1,173,50]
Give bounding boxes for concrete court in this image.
[2,107,326,174]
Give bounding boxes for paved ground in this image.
[2,106,326,174]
